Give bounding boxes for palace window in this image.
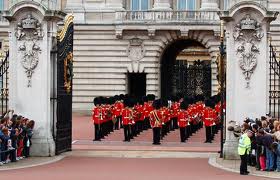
[0,0,3,10]
[177,0,196,10]
[223,0,230,10]
[131,0,149,11]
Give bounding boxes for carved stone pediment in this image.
[233,15,263,88]
[16,14,44,87]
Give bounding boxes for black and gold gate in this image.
[269,42,280,118]
[162,60,212,98]
[55,15,74,155]
[0,51,9,115]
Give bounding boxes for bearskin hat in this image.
[147,94,156,101]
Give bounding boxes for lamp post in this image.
[219,20,226,158]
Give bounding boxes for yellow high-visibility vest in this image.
[238,133,251,155]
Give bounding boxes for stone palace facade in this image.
[0,0,280,112]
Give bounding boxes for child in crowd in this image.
[0,110,35,166]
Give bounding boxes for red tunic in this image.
[138,105,145,121]
[113,101,123,117]
[134,104,144,122]
[149,110,163,128]
[202,107,215,127]
[196,102,205,117]
[187,104,198,124]
[143,102,150,119]
[122,108,132,125]
[171,102,180,118]
[162,107,170,124]
[92,107,102,124]
[101,106,108,123]
[178,110,188,127]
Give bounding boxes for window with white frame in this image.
[0,0,3,10]
[223,0,230,10]
[131,0,149,11]
[177,0,196,10]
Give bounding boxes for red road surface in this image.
[1,157,273,180]
[1,115,274,179]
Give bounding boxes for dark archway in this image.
[161,39,212,99]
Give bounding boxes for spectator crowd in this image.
[238,115,280,174]
[0,110,35,166]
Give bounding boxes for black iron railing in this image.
[269,43,280,118]
[0,51,9,115]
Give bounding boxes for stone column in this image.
[220,3,278,159]
[153,0,172,10]
[4,2,65,156]
[200,0,219,10]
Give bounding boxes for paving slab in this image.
[209,155,280,179]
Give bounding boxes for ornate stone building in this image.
[0,0,280,113]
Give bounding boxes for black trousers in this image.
[180,127,186,142]
[123,125,130,141]
[186,126,190,139]
[23,146,30,158]
[94,124,101,140]
[146,118,151,129]
[161,124,167,139]
[173,118,178,129]
[131,124,136,138]
[205,126,212,142]
[115,116,121,130]
[153,127,161,144]
[240,153,248,174]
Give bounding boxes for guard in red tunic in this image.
[122,99,132,142]
[161,99,170,138]
[138,100,145,133]
[178,101,188,143]
[113,95,123,130]
[202,99,215,143]
[92,97,102,141]
[134,99,143,135]
[171,98,180,130]
[187,103,197,136]
[196,100,205,130]
[101,99,108,138]
[142,96,150,130]
[149,99,163,145]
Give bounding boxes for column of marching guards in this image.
[92,94,224,144]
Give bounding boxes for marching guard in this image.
[92,97,103,141]
[150,99,163,145]
[113,95,123,130]
[91,94,222,144]
[178,101,188,143]
[122,99,132,142]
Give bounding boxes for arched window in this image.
[177,0,196,10]
[131,0,149,11]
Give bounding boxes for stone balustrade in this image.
[115,10,219,23]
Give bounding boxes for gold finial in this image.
[220,20,225,39]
